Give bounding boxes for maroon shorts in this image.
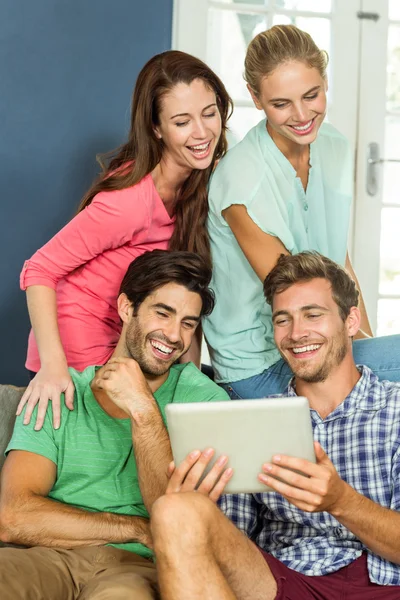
[259,550,400,600]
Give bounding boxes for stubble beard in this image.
[286,326,349,384]
[125,318,183,377]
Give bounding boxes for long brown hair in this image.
[77,51,233,268]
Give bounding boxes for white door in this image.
[353,0,400,335]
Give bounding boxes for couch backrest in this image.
[0,385,25,471]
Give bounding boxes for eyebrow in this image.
[272,304,329,320]
[170,103,217,120]
[152,303,200,322]
[269,85,321,104]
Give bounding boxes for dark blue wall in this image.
[0,1,173,384]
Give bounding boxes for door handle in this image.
[367,142,400,196]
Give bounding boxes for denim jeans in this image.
[220,334,400,400]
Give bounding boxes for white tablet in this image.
[166,397,315,494]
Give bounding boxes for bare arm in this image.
[222,204,288,282]
[93,358,173,513]
[0,451,150,548]
[17,286,75,429]
[345,252,373,338]
[331,482,400,564]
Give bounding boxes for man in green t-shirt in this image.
[0,250,230,600]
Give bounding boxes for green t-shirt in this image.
[6,362,229,559]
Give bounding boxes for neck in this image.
[152,155,192,215]
[266,121,309,166]
[294,355,361,419]
[110,337,170,393]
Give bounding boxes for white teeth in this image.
[291,120,312,131]
[292,344,321,354]
[151,340,173,355]
[191,142,209,150]
[188,141,210,156]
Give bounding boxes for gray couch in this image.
[0,385,25,471]
[0,385,25,548]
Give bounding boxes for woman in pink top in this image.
[18,50,232,429]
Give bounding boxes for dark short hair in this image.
[119,250,215,317]
[263,252,359,321]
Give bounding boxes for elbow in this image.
[0,504,23,544]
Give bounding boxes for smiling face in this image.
[154,78,222,172]
[249,60,327,147]
[272,278,358,383]
[121,282,202,377]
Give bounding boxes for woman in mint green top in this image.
[203,25,400,397]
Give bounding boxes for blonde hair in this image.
[244,24,329,96]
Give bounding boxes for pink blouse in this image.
[20,174,175,371]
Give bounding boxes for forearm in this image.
[132,406,173,514]
[0,493,150,548]
[332,483,400,563]
[26,286,67,366]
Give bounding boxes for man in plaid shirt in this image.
[151,252,400,600]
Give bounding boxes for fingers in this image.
[258,471,319,508]
[64,381,75,411]
[21,387,39,425]
[167,449,233,501]
[16,385,33,416]
[199,457,234,503]
[34,395,53,431]
[208,468,234,503]
[167,461,175,479]
[180,448,216,492]
[267,454,320,479]
[167,450,202,493]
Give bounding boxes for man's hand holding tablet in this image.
[165,397,316,494]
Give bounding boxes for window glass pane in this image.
[377,299,400,336]
[379,208,400,296]
[216,0,266,5]
[295,17,331,57]
[228,105,263,144]
[276,0,331,12]
[387,25,400,113]
[389,0,400,21]
[207,9,266,101]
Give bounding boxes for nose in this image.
[292,102,308,123]
[163,319,182,345]
[289,317,309,342]
[192,118,207,139]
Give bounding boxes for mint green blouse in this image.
[203,119,353,384]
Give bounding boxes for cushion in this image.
[0,385,25,472]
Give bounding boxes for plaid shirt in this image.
[219,367,400,585]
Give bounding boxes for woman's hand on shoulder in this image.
[222,204,288,282]
[16,364,75,431]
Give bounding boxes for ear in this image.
[247,84,263,111]
[345,306,361,338]
[153,126,162,140]
[117,293,134,324]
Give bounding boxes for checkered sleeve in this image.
[218,493,260,538]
